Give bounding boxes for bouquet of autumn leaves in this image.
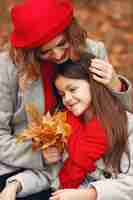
[16,104,71,152]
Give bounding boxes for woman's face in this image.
[39,34,70,64]
[55,75,92,117]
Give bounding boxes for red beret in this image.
[10,0,73,48]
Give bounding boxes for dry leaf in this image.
[16,104,71,152]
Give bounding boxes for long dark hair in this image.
[53,53,130,174]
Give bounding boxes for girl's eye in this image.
[59,92,65,97]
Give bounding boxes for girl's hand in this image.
[90,59,121,92]
[49,188,97,200]
[0,181,20,200]
[42,146,61,164]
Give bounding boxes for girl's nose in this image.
[63,92,72,104]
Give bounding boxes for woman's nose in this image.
[53,48,64,60]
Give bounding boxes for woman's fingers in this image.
[92,74,106,84]
[90,59,121,91]
[90,67,108,79]
[91,59,113,76]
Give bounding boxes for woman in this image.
[0,0,132,199]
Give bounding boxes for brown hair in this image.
[65,18,87,56]
[9,46,41,83]
[53,53,130,173]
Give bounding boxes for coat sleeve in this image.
[6,161,63,197]
[0,53,44,170]
[90,113,133,200]
[111,75,133,111]
[86,39,133,111]
[6,169,50,197]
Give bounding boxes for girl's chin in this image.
[71,110,83,117]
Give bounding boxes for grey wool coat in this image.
[0,39,132,198]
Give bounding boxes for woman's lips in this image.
[54,48,69,62]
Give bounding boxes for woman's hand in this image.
[42,146,61,164]
[49,188,97,200]
[0,181,20,200]
[90,59,121,92]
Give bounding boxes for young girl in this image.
[50,54,133,200]
[52,54,110,189]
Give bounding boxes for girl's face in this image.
[39,34,70,64]
[55,75,92,117]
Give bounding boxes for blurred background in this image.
[0,0,133,81]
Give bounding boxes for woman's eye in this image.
[40,50,50,55]
[70,88,76,92]
[57,40,67,47]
